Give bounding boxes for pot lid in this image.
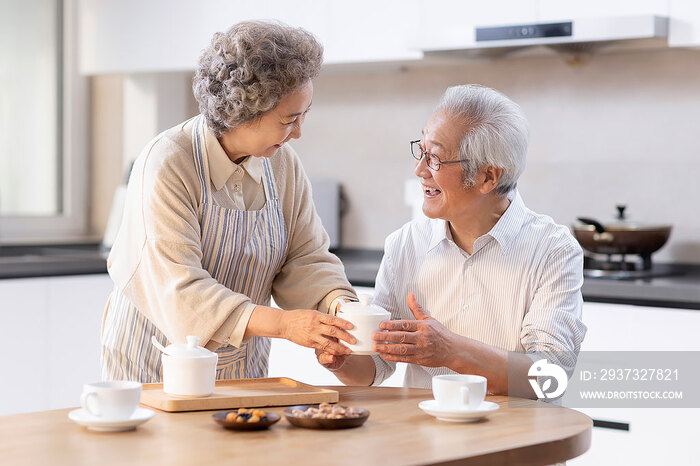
[339,294,390,316]
[575,205,672,231]
[155,335,217,359]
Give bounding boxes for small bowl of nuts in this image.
[212,408,281,431]
[283,402,369,430]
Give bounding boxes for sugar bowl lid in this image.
[151,335,217,359]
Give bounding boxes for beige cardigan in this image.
[106,117,355,350]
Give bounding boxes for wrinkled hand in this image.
[315,345,349,371]
[282,310,356,356]
[373,293,455,367]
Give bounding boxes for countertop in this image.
[0,386,592,466]
[0,243,108,279]
[2,244,700,310]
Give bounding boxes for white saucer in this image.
[418,399,500,422]
[68,407,155,432]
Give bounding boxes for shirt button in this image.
[233,184,241,192]
[235,168,242,175]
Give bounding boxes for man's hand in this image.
[372,292,456,367]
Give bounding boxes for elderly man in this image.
[317,84,586,396]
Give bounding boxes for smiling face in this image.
[220,80,313,162]
[415,110,480,222]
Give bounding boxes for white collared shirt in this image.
[371,191,587,389]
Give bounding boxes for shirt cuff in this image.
[205,302,257,350]
[371,354,389,386]
[319,289,358,315]
[330,295,357,316]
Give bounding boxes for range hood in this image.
[419,15,670,60]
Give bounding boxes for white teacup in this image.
[80,381,142,420]
[338,294,391,355]
[432,374,487,411]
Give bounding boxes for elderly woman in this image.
[102,21,357,382]
[318,85,586,396]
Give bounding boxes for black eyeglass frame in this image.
[410,140,462,171]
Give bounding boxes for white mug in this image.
[432,375,487,410]
[338,295,391,355]
[80,381,141,420]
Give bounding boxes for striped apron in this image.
[101,115,288,382]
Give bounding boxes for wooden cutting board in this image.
[140,377,339,412]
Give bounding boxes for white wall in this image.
[91,48,700,263]
[291,47,700,263]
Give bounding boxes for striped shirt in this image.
[371,191,587,389]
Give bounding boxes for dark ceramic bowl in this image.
[212,411,281,430]
[283,405,369,430]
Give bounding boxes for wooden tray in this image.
[140,377,339,412]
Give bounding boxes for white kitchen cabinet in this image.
[324,0,422,65]
[79,0,332,74]
[415,0,538,50]
[570,410,697,466]
[46,275,114,410]
[668,0,700,46]
[537,0,700,48]
[537,0,669,22]
[0,278,51,414]
[0,274,114,415]
[570,301,700,465]
[79,0,421,74]
[580,301,700,351]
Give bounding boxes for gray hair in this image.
[437,84,528,196]
[193,21,323,137]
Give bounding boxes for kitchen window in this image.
[0,0,88,243]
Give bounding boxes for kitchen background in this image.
[2,1,700,465]
[93,49,700,262]
[84,0,700,266]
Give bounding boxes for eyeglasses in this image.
[410,140,462,171]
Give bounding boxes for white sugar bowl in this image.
[338,294,391,355]
[151,335,218,397]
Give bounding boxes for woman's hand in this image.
[316,346,349,370]
[281,310,356,356]
[372,293,456,367]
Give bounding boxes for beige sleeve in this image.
[270,147,357,314]
[108,136,253,349]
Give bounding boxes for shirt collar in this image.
[428,219,450,252]
[486,190,528,255]
[203,123,263,191]
[426,190,528,255]
[241,155,263,185]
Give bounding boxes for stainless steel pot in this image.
[572,205,672,257]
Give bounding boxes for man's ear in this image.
[478,165,503,194]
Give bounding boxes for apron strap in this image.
[191,115,212,203]
[261,157,280,201]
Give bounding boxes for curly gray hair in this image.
[193,21,323,137]
[437,85,529,196]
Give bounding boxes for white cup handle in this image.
[81,391,100,417]
[460,386,470,408]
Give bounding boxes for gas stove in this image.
[583,254,683,280]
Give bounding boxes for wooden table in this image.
[0,386,591,466]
